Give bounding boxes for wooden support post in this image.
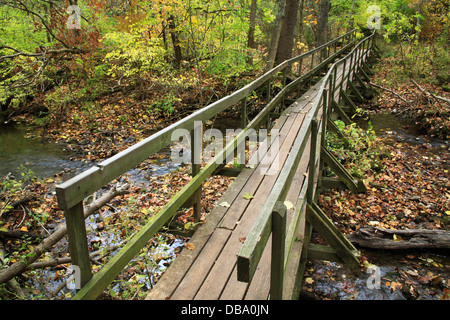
[362,60,374,76]
[358,65,371,83]
[326,118,350,147]
[240,98,247,170]
[270,202,287,300]
[349,81,364,103]
[191,121,203,222]
[64,202,93,289]
[306,202,360,273]
[321,146,367,193]
[307,119,318,204]
[321,90,328,148]
[355,74,369,92]
[341,90,358,113]
[332,99,352,125]
[241,98,247,129]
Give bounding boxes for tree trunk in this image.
[347,226,450,250]
[275,0,300,65]
[246,0,258,65]
[296,0,306,54]
[247,0,258,50]
[168,15,183,68]
[346,0,356,32]
[265,0,286,72]
[315,0,330,47]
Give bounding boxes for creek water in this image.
[0,122,87,179]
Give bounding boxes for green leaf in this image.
[243,192,254,200]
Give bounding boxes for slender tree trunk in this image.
[275,0,300,65]
[168,15,183,68]
[265,0,286,72]
[247,0,258,65]
[296,0,305,54]
[316,0,330,47]
[346,0,356,32]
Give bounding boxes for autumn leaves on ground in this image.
[302,48,450,300]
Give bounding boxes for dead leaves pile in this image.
[319,135,449,235]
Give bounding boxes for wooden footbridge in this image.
[55,30,380,300]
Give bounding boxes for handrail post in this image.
[270,201,287,300]
[191,121,203,222]
[64,202,92,289]
[321,89,328,148]
[307,119,319,204]
[240,98,247,169]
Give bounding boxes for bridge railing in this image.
[55,29,357,300]
[237,30,376,300]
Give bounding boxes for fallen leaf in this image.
[219,202,231,207]
[305,277,314,285]
[20,226,28,232]
[243,192,254,200]
[406,269,419,277]
[239,237,246,243]
[185,243,195,250]
[284,201,294,210]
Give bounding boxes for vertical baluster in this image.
[191,121,202,222]
[240,98,247,169]
[307,119,318,204]
[64,202,92,289]
[270,202,287,300]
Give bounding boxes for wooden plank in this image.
[146,167,255,300]
[170,228,232,299]
[237,87,322,283]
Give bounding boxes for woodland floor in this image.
[1,54,449,300]
[301,58,450,300]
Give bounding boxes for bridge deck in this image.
[146,62,349,300]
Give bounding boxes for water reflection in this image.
[0,122,81,179]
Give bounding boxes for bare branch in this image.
[1,0,69,48]
[411,79,450,105]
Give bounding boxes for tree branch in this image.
[411,79,450,105]
[0,183,130,285]
[369,82,412,105]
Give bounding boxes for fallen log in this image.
[347,226,450,250]
[0,183,130,285]
[411,79,450,105]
